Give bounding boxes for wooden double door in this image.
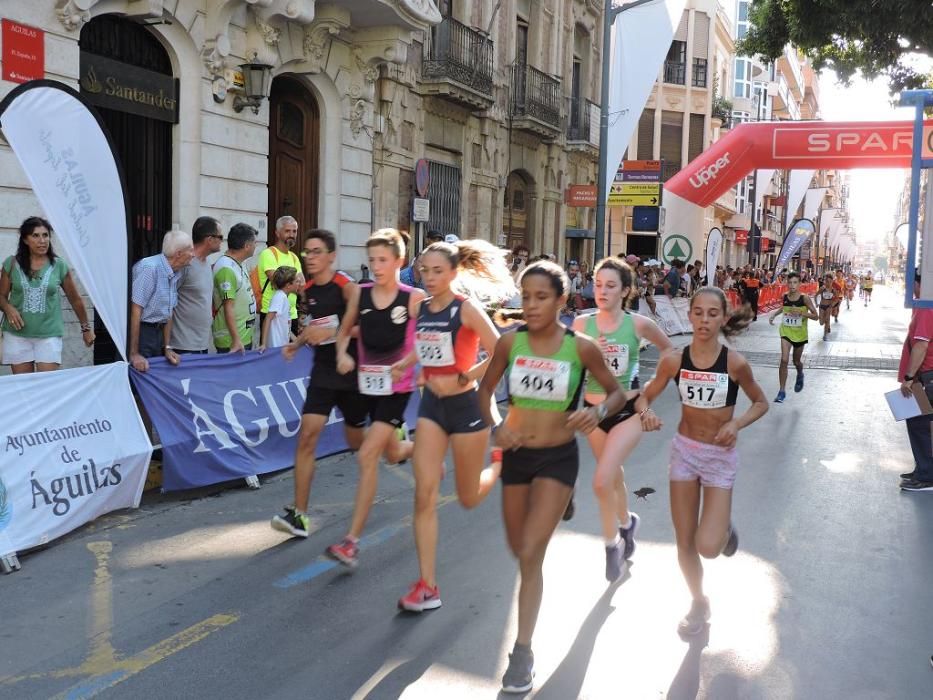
[268,76,319,246]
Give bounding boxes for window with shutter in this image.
[637,108,655,160]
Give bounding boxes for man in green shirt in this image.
[257,215,303,342]
[212,223,258,353]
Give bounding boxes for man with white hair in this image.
[129,230,194,372]
[257,215,303,342]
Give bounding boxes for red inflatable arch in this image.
[660,119,933,260]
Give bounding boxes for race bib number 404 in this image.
[358,364,392,396]
[509,356,570,402]
[415,331,455,367]
[679,370,728,409]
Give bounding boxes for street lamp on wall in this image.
[233,56,273,114]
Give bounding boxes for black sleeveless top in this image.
[303,271,356,389]
[673,345,739,409]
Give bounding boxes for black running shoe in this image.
[271,507,310,538]
[901,471,917,481]
[501,644,534,694]
[901,480,933,492]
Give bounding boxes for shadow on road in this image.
[667,625,709,700]
[531,567,632,699]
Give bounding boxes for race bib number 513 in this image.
[358,365,392,396]
[510,356,570,401]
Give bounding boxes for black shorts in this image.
[780,336,808,349]
[302,386,369,428]
[584,397,638,433]
[501,440,579,488]
[367,392,413,428]
[865,287,873,296]
[418,387,487,434]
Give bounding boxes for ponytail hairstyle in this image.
[421,239,518,304]
[691,286,754,338]
[594,256,637,309]
[366,228,406,260]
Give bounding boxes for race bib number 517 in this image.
[679,370,728,409]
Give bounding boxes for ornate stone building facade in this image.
[0,0,603,368]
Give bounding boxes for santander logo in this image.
[688,153,731,189]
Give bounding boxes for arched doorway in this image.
[268,76,319,246]
[79,14,176,363]
[504,170,532,252]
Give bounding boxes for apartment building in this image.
[607,0,735,260]
[0,0,603,368]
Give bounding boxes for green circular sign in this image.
[662,234,693,264]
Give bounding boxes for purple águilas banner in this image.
[130,348,420,491]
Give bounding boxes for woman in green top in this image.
[0,217,93,373]
[572,257,672,583]
[478,261,625,694]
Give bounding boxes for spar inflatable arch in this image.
[661,119,933,267]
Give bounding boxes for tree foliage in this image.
[737,0,933,93]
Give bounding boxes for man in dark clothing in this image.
[663,259,685,298]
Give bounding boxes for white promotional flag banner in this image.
[804,188,828,222]
[706,227,723,285]
[604,0,687,198]
[0,82,129,358]
[754,169,776,219]
[0,363,151,556]
[819,208,840,236]
[785,169,815,229]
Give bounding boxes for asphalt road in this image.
[1,284,930,700]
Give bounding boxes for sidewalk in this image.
[641,283,908,373]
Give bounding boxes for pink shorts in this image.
[669,433,737,489]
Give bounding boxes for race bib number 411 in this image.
[782,315,802,327]
[679,370,728,409]
[510,356,570,402]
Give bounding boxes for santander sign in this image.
[665,120,933,207]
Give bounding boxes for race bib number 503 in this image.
[415,330,455,367]
[509,356,570,402]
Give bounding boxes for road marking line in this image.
[51,613,239,700]
[273,493,459,589]
[0,542,239,698]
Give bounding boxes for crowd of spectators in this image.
[0,215,843,375]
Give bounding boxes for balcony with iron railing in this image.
[511,63,562,138]
[567,97,599,153]
[421,17,494,110]
[664,61,686,85]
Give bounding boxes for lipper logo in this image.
[688,153,731,189]
[0,475,11,533]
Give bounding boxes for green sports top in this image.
[584,312,639,393]
[778,294,809,343]
[507,325,584,411]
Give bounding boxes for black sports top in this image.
[303,271,356,389]
[357,283,416,392]
[673,345,739,409]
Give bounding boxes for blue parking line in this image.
[273,518,411,589]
